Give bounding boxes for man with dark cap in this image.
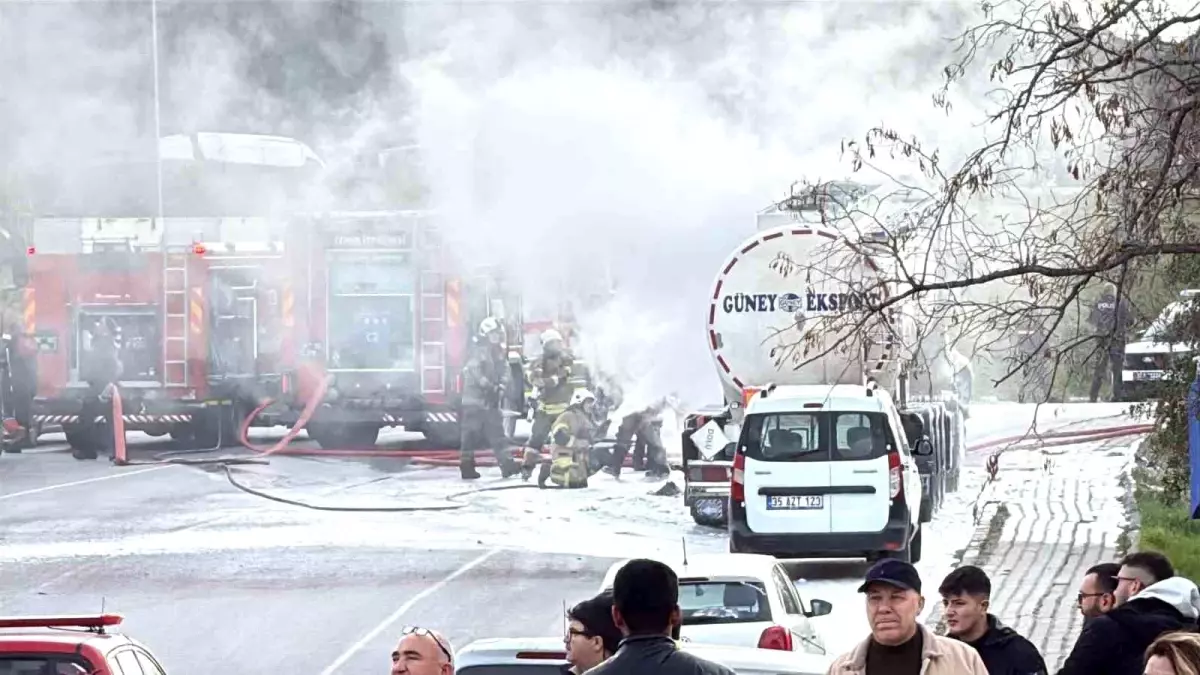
[827,559,988,675]
[585,558,735,675]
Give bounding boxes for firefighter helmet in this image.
[541,328,564,346]
[570,389,596,407]
[479,316,503,337]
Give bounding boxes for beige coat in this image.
[827,624,989,675]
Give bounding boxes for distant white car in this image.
[453,637,833,675]
[597,554,830,655]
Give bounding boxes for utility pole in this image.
[150,0,164,223]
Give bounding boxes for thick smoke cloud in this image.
[400,1,988,409]
[1,0,992,411]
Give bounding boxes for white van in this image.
[727,384,930,563]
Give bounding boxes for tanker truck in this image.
[680,204,973,563]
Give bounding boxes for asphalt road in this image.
[0,436,619,675]
[0,402,1135,675]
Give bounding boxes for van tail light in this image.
[888,450,902,499]
[757,625,793,651]
[730,451,746,502]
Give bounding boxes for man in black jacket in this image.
[939,566,1047,675]
[584,559,735,675]
[1057,552,1196,675]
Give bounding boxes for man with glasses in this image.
[1077,562,1120,624]
[565,592,622,674]
[1114,552,1175,606]
[1057,551,1197,675]
[390,626,454,675]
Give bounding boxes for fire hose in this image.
[968,422,1155,523]
[108,377,543,512]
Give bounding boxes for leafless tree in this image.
[777,0,1200,401]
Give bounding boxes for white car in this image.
[597,554,830,655]
[727,384,931,563]
[453,637,833,675]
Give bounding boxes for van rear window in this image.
[741,411,895,462]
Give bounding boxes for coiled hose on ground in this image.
[108,376,542,512]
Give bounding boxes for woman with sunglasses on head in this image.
[565,592,622,674]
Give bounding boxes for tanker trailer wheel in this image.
[306,421,380,450]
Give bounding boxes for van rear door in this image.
[741,412,832,534]
[827,411,892,533]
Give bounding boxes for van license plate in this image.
[1133,371,1164,381]
[766,495,824,510]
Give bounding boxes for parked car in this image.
[597,554,831,654]
[453,637,833,675]
[0,613,170,675]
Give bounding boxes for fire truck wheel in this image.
[423,425,462,450]
[306,422,380,450]
[65,428,100,460]
[191,404,241,449]
[169,425,195,444]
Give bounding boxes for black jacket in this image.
[583,635,736,675]
[1057,596,1196,675]
[960,615,1047,675]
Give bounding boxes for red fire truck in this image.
[23,132,321,457]
[263,210,526,449]
[25,216,294,454]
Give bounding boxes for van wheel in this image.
[909,528,924,563]
[919,493,933,523]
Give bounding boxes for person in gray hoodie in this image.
[1056,575,1200,675]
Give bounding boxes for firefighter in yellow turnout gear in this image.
[521,329,592,479]
[530,388,597,489]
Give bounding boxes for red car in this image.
[0,614,169,675]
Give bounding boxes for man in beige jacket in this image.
[828,559,989,675]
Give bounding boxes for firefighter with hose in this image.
[520,328,589,479]
[459,317,522,480]
[606,398,671,480]
[532,388,597,489]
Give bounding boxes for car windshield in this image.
[0,656,91,675]
[679,579,772,625]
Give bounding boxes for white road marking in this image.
[318,547,502,675]
[0,465,174,501]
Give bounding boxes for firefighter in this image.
[74,317,122,460]
[607,399,671,480]
[535,388,598,489]
[460,316,522,480]
[521,329,589,477]
[0,332,36,452]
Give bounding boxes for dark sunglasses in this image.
[400,625,454,663]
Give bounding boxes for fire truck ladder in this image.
[163,245,190,387]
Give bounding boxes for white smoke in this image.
[402,1,990,410]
